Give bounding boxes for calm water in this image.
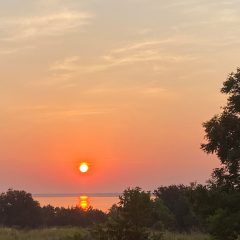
[34,194,119,212]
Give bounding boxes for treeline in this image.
[92,185,240,240]
[0,189,107,228]
[0,184,239,240]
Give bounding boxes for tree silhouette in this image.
[201,68,240,239]
[201,68,240,190]
[154,185,197,232]
[0,189,41,227]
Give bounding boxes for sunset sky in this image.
[1,0,240,193]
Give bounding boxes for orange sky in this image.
[1,0,239,193]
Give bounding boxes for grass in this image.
[164,232,211,240]
[0,227,90,240]
[0,227,211,240]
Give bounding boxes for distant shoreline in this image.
[33,193,121,197]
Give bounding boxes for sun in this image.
[79,162,89,173]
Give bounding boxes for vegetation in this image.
[201,68,240,240]
[201,68,240,191]
[0,227,90,240]
[0,189,41,228]
[0,228,211,240]
[0,69,240,239]
[0,189,107,228]
[1,185,238,239]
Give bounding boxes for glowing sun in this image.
[79,163,89,173]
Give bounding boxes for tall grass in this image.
[0,227,89,240]
[164,232,211,240]
[0,227,211,240]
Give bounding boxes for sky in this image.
[1,0,240,193]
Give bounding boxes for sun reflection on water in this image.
[79,196,89,210]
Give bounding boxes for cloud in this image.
[47,37,195,79]
[33,56,80,86]
[31,36,196,87]
[50,56,80,72]
[89,43,194,73]
[84,86,169,98]
[0,48,20,55]
[8,105,114,121]
[0,10,93,41]
[0,46,35,55]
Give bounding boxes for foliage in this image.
[118,187,153,227]
[184,184,214,230]
[154,185,197,232]
[201,68,240,240]
[91,187,165,240]
[1,186,239,239]
[43,206,106,227]
[163,231,211,240]
[201,68,240,190]
[202,112,240,190]
[0,189,106,228]
[221,68,240,113]
[0,227,90,240]
[207,191,240,240]
[0,227,211,240]
[0,189,41,227]
[151,198,175,231]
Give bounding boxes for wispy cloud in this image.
[98,37,196,68]
[0,48,21,55]
[0,46,35,55]
[50,56,80,72]
[167,0,240,30]
[33,56,80,86]
[84,86,169,98]
[0,10,93,41]
[8,105,114,121]
[47,37,195,79]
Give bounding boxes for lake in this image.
[34,194,119,212]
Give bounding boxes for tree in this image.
[154,185,197,232]
[150,198,175,231]
[92,187,165,240]
[207,191,240,240]
[107,187,153,240]
[201,68,240,239]
[118,187,153,228]
[201,68,240,190]
[0,189,41,227]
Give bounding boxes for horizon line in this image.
[33,192,121,197]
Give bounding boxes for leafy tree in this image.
[154,185,197,232]
[201,68,240,190]
[184,184,214,230]
[201,68,240,239]
[118,187,153,228]
[151,198,175,231]
[92,187,165,240]
[207,191,240,240]
[41,204,56,226]
[107,187,152,240]
[0,189,41,227]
